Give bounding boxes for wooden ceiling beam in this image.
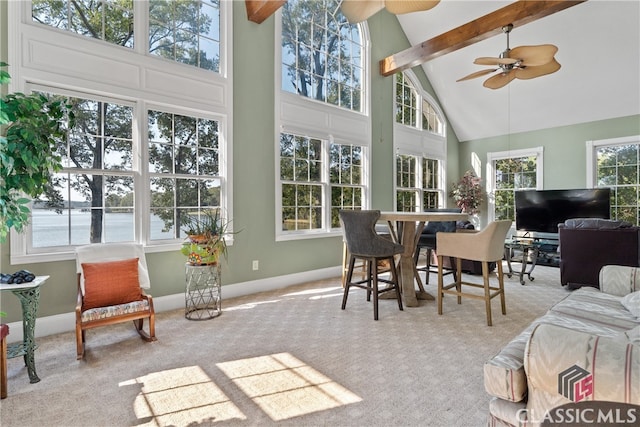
[246,0,286,24]
[380,0,587,76]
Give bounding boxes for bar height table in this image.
[379,212,468,307]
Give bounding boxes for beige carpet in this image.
[0,263,570,427]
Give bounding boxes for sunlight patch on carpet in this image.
[217,352,362,421]
[120,365,245,425]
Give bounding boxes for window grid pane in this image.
[596,143,640,225]
[32,94,135,247]
[494,156,538,221]
[281,0,363,112]
[32,0,134,48]
[148,0,220,72]
[148,109,221,240]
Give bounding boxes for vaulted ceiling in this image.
[394,0,640,142]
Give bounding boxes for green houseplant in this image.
[0,63,72,242]
[180,209,237,265]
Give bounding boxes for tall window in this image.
[589,137,640,225]
[395,155,440,212]
[148,111,221,241]
[330,143,363,226]
[394,71,446,212]
[281,0,363,111]
[487,148,543,222]
[279,133,364,232]
[32,93,136,247]
[277,0,369,239]
[32,0,221,73]
[11,0,230,262]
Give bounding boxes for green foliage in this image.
[180,208,239,263]
[282,0,361,110]
[0,63,72,242]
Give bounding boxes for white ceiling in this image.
[395,0,640,142]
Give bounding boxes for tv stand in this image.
[504,236,560,284]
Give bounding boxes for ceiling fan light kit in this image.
[457,23,561,90]
[340,0,440,24]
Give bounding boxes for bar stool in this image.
[339,210,404,320]
[436,220,512,326]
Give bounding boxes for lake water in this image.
[31,210,176,247]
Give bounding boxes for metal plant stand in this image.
[185,264,222,320]
[1,276,49,383]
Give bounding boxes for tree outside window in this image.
[281,0,362,111]
[596,143,640,225]
[494,156,537,221]
[32,0,220,73]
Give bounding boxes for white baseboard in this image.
[6,266,341,344]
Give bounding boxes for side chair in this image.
[75,243,157,360]
[436,220,512,326]
[339,210,404,320]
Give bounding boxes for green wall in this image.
[0,4,418,322]
[2,1,636,323]
[457,114,640,226]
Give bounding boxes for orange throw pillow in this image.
[81,258,143,310]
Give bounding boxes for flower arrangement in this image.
[450,170,484,215]
[180,209,237,265]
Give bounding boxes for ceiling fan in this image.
[457,24,561,90]
[340,0,440,24]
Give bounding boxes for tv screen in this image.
[515,188,611,234]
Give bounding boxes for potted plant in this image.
[180,209,237,266]
[450,170,484,215]
[0,63,72,242]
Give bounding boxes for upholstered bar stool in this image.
[339,210,404,320]
[414,208,461,285]
[436,220,512,326]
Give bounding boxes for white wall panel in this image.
[25,39,141,88]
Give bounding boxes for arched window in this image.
[395,72,444,135]
[393,71,446,211]
[276,0,370,240]
[281,0,363,111]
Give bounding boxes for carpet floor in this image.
[0,263,571,427]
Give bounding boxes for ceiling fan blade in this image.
[483,70,516,90]
[510,44,558,67]
[340,0,385,23]
[385,0,440,15]
[515,58,561,80]
[474,57,518,66]
[456,68,498,82]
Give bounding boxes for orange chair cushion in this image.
[81,258,142,310]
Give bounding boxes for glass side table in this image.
[504,239,539,285]
[0,275,49,383]
[185,264,222,320]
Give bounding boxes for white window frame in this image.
[486,147,544,223]
[393,70,447,211]
[586,134,640,225]
[8,0,233,264]
[275,2,371,241]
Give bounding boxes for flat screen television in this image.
[515,188,611,234]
